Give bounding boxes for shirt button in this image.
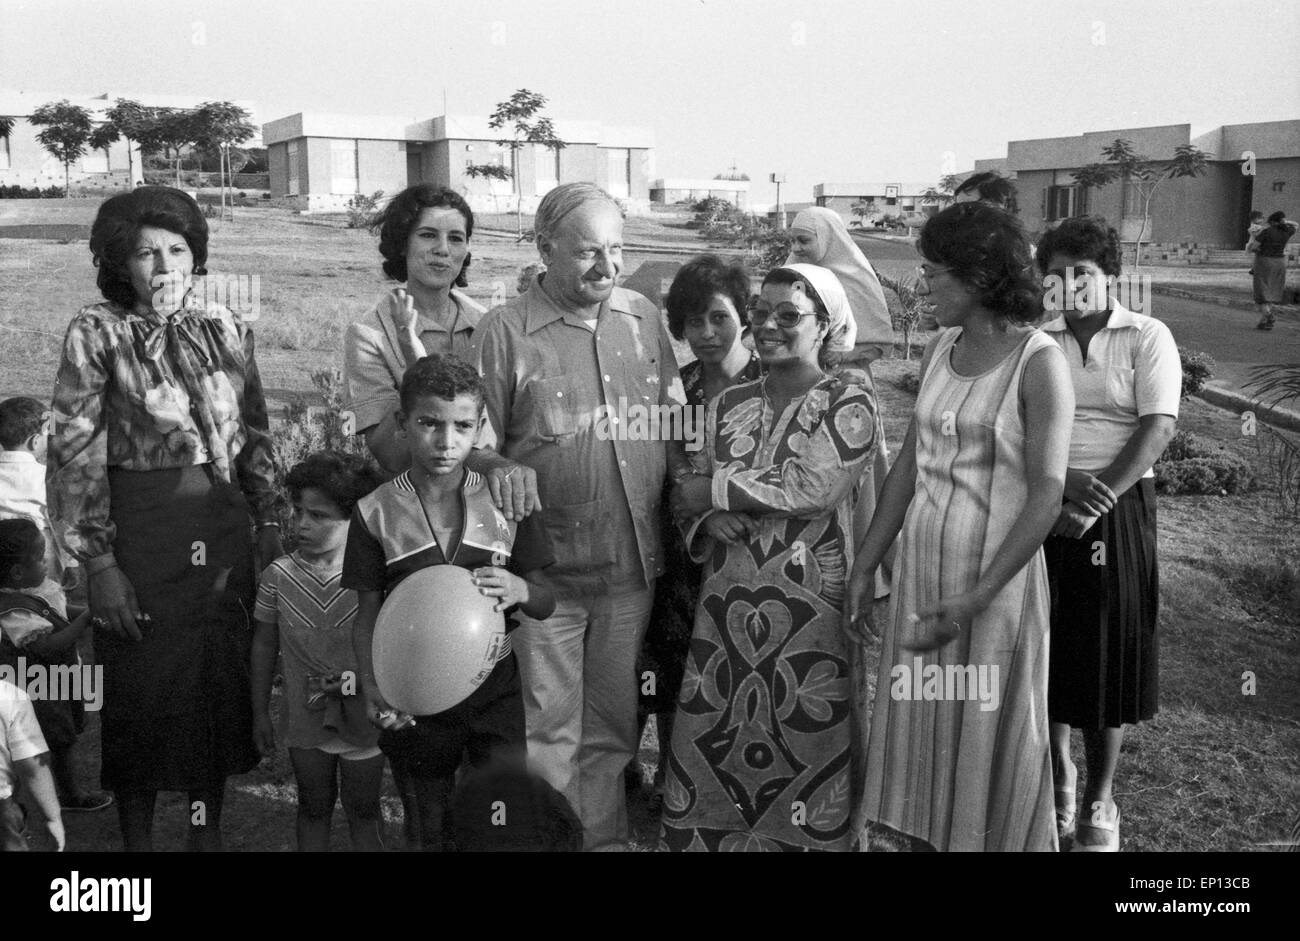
[556,391,563,398]
[603,374,611,382]
[620,460,627,467]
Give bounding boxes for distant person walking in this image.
[1252,211,1298,330]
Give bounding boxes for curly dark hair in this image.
[1035,215,1122,277]
[89,186,209,307]
[665,254,752,341]
[399,353,484,414]
[0,517,42,582]
[371,184,474,286]
[284,451,384,518]
[918,202,1041,325]
[760,266,841,370]
[0,396,46,449]
[954,172,1019,213]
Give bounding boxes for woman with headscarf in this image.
[788,207,894,600]
[1251,210,1298,330]
[660,264,879,851]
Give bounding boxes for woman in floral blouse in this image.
[47,186,281,851]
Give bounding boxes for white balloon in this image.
[373,565,506,715]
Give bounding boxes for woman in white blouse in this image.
[1036,217,1180,852]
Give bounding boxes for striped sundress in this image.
[862,327,1060,852]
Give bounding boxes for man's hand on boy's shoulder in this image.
[466,450,542,522]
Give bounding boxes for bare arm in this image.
[15,753,63,850]
[1097,414,1177,498]
[22,609,89,659]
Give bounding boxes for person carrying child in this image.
[343,354,556,851]
[0,519,111,814]
[0,397,77,601]
[1,678,64,851]
[251,452,387,851]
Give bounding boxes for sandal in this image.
[61,792,114,813]
[1055,785,1077,841]
[1073,801,1120,852]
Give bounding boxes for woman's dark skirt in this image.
[96,464,259,792]
[1045,477,1159,729]
[1253,255,1287,304]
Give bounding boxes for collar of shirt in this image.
[0,451,36,464]
[522,278,641,335]
[1041,302,1141,333]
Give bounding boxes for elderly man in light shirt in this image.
[468,183,689,850]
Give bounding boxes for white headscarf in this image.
[775,263,856,352]
[786,207,893,346]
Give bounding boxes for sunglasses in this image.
[746,302,818,329]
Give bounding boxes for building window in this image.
[1046,184,1086,221]
[534,144,560,197]
[287,141,299,195]
[606,148,631,199]
[330,139,358,195]
[1121,177,1142,217]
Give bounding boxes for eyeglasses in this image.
[746,303,818,329]
[914,264,952,284]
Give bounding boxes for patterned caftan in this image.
[659,373,878,851]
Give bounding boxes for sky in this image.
[2,0,1298,204]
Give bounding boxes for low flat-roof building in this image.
[650,177,749,209]
[813,181,946,227]
[0,89,260,194]
[999,120,1299,253]
[263,112,655,213]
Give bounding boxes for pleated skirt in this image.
[1045,478,1159,729]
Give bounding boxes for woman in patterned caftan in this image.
[661,264,877,851]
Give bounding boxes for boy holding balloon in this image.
[343,354,556,851]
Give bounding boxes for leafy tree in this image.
[28,100,94,193]
[464,89,567,239]
[1073,138,1211,272]
[192,101,257,219]
[850,198,874,227]
[938,174,961,195]
[0,115,13,142]
[101,99,156,183]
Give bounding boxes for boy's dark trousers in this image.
[379,652,525,851]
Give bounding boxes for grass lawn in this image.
[2,207,1296,851]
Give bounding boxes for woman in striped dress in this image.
[845,203,1075,851]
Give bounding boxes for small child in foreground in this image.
[0,678,63,851]
[0,518,110,814]
[251,451,387,851]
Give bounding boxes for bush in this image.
[0,184,65,198]
[1154,430,1255,495]
[1180,348,1215,398]
[1155,455,1255,495]
[270,367,370,542]
[893,370,921,394]
[345,190,385,229]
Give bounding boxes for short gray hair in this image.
[534,183,622,246]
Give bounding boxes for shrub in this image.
[1154,430,1255,495]
[893,370,921,394]
[270,367,370,543]
[1155,455,1255,495]
[1179,348,1215,398]
[0,184,65,198]
[345,190,385,229]
[879,272,925,361]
